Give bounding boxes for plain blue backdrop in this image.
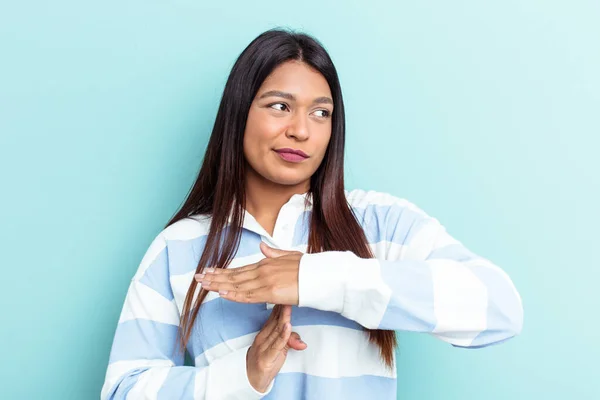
[1,1,598,398]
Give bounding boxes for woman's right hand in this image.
[246,304,307,393]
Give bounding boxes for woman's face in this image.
[243,60,333,188]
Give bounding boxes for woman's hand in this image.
[246,304,307,392]
[195,242,302,305]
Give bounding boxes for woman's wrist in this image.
[246,345,271,393]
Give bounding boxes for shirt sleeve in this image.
[297,193,524,348]
[101,232,274,399]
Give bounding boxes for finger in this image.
[259,242,303,259]
[287,332,307,351]
[198,277,263,294]
[280,304,292,322]
[196,268,259,284]
[254,305,282,344]
[259,305,288,352]
[260,242,292,258]
[205,262,260,275]
[195,266,261,295]
[219,286,268,303]
[264,321,291,360]
[258,312,284,352]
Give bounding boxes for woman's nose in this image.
[286,113,309,139]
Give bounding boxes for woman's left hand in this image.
[194,241,303,305]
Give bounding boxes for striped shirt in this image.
[101,188,523,399]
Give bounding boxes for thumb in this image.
[287,331,307,351]
[260,241,291,258]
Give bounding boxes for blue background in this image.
[1,1,598,398]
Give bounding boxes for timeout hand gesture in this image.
[195,242,303,305]
[245,304,306,392]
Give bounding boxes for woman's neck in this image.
[244,168,309,234]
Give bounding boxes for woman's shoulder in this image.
[157,214,213,243]
[344,187,420,211]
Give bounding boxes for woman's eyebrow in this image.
[258,90,333,105]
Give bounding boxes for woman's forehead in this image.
[257,61,332,100]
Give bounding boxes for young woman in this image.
[101,28,523,399]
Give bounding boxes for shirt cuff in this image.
[209,344,275,398]
[298,250,363,312]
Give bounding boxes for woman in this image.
[101,28,523,399]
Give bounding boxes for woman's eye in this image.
[269,103,288,111]
[313,109,330,118]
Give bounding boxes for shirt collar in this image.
[289,190,313,207]
[226,191,312,225]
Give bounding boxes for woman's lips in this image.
[274,148,309,158]
[274,150,308,163]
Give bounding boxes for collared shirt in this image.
[101,188,523,400]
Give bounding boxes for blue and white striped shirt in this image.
[101,188,523,399]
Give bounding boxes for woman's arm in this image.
[298,192,524,348]
[101,233,273,399]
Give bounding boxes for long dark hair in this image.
[166,27,397,369]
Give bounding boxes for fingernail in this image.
[201,280,210,287]
[205,268,215,273]
[219,290,228,295]
[195,273,205,280]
